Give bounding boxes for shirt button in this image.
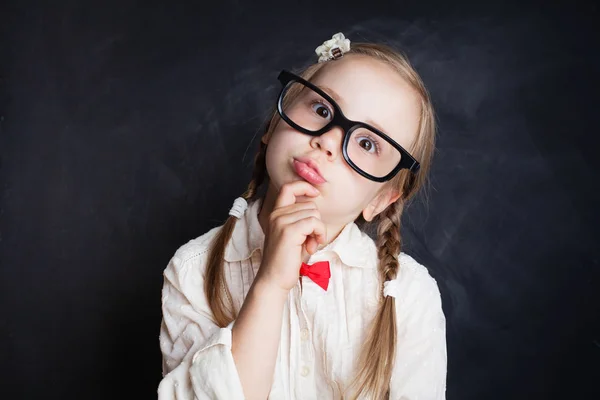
[300,366,310,377]
[300,328,309,340]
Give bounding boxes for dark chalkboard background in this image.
[1,1,599,399]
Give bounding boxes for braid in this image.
[376,200,403,281]
[241,141,267,201]
[204,139,268,327]
[350,199,405,399]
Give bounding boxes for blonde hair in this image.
[204,41,436,399]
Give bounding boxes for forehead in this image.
[310,55,421,149]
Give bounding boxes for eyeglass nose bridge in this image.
[319,110,359,141]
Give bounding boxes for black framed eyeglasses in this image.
[276,70,420,183]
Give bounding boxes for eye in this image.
[311,101,332,120]
[356,134,381,155]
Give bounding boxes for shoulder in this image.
[394,252,443,311]
[163,225,224,283]
[392,252,446,352]
[390,253,448,399]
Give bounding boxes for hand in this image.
[256,181,327,292]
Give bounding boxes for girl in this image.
[158,32,446,399]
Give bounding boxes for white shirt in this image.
[157,198,447,399]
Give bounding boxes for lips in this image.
[293,158,327,185]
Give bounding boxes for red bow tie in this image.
[299,261,331,291]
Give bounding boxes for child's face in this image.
[264,55,421,226]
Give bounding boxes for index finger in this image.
[274,181,320,210]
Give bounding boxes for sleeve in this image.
[389,262,447,400]
[157,253,246,400]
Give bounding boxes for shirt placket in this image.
[292,277,319,399]
[295,251,332,399]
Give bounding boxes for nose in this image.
[310,126,344,159]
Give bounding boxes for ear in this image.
[362,189,401,222]
[261,134,269,145]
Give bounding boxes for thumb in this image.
[304,236,318,256]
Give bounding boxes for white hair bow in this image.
[315,32,351,63]
[229,197,248,219]
[383,279,401,299]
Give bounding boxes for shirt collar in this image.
[317,220,377,269]
[224,197,376,269]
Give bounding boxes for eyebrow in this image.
[317,84,390,134]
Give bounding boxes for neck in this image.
[257,182,347,249]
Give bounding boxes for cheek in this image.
[342,174,381,209]
[328,168,373,202]
[269,125,304,150]
[265,129,305,176]
[266,128,309,166]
